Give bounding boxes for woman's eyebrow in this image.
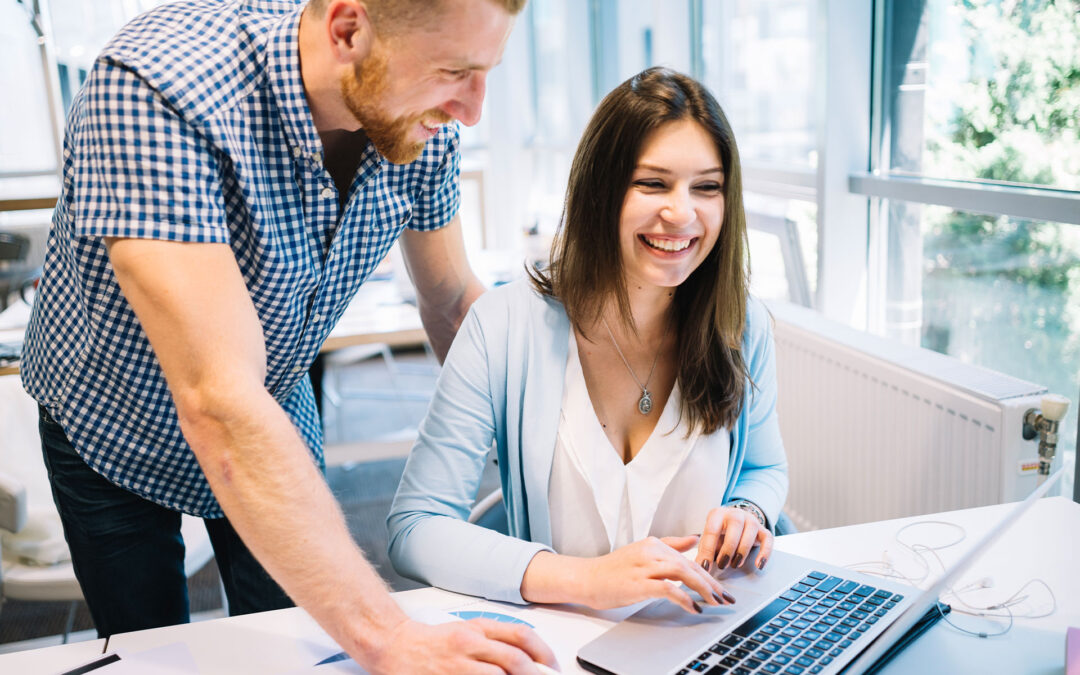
[635,163,724,176]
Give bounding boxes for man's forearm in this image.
[178,386,406,667]
[417,274,485,362]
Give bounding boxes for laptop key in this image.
[830,648,843,657]
[746,658,763,669]
[806,648,824,659]
[703,668,726,675]
[872,590,891,599]
[722,635,743,647]
[839,601,856,611]
[733,598,793,638]
[801,575,823,586]
[837,580,858,594]
[810,666,824,674]
[840,639,853,648]
[732,648,750,660]
[867,616,879,624]
[796,656,814,667]
[763,664,782,673]
[783,666,805,674]
[808,571,827,580]
[793,638,811,649]
[821,656,834,665]
[816,577,843,592]
[782,647,800,657]
[792,583,813,593]
[803,630,822,641]
[853,585,875,597]
[733,668,752,675]
[793,620,811,630]
[761,625,779,635]
[780,590,802,602]
[892,594,905,602]
[710,644,730,655]
[774,654,791,665]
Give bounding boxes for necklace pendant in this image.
[638,390,653,415]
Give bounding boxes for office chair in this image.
[0,470,217,642]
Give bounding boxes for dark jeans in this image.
[38,406,294,637]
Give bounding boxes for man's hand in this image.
[368,618,559,674]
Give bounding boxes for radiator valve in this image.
[1023,394,1071,476]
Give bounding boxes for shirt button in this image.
[312,313,323,323]
[292,146,302,157]
[311,151,322,164]
[320,187,334,199]
[292,366,304,373]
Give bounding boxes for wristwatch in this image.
[729,500,767,529]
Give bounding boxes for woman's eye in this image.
[695,182,723,193]
[633,179,665,189]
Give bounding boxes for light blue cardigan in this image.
[387,279,788,604]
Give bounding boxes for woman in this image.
[388,67,788,614]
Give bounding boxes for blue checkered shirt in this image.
[21,0,461,517]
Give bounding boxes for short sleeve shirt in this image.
[21,0,461,517]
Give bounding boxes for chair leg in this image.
[61,600,77,643]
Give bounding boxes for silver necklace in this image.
[602,317,669,415]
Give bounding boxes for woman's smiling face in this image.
[618,118,725,293]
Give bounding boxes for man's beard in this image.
[341,51,451,165]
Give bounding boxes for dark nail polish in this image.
[692,601,703,614]
[717,553,730,569]
[757,557,768,570]
[722,591,736,604]
[718,533,725,547]
[733,553,744,568]
[701,559,711,572]
[712,591,723,605]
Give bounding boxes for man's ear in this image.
[325,0,374,64]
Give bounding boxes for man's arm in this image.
[105,238,554,674]
[398,215,486,362]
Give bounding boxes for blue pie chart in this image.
[450,610,535,628]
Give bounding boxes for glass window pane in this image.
[883,0,1080,190]
[700,0,817,169]
[745,193,818,305]
[897,203,1079,478]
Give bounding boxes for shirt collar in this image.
[262,7,322,159]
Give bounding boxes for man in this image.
[22,0,557,671]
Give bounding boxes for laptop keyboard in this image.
[677,571,904,675]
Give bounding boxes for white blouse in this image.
[549,333,731,558]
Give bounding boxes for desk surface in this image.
[2,496,1076,673]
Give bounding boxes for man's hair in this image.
[531,67,751,435]
[308,0,527,33]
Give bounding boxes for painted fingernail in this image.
[692,601,703,614]
[733,553,744,568]
[718,533,725,547]
[701,559,711,572]
[712,591,724,605]
[717,554,730,569]
[722,591,736,604]
[757,556,768,570]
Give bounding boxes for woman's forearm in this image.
[519,550,593,605]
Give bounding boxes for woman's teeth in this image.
[642,236,692,252]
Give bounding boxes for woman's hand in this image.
[575,536,735,613]
[695,505,773,573]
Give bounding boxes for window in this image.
[858,0,1080,472]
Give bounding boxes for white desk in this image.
[3,497,1076,674]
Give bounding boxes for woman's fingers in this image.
[732,518,760,569]
[754,528,775,570]
[695,509,727,571]
[653,538,733,607]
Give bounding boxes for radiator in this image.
[767,301,1050,531]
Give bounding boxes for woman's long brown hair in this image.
[531,67,750,434]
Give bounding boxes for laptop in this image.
[577,470,1063,675]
